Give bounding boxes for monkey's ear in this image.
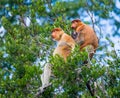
[72,19,81,23]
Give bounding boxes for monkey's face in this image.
[71,32,84,45]
[71,32,79,42]
[71,21,78,30]
[71,32,78,39]
[51,31,62,41]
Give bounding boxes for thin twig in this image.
[34,83,52,98]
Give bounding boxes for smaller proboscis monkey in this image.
[51,28,75,61]
[71,19,99,60]
[40,28,75,92]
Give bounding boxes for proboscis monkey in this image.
[40,28,75,93]
[71,19,99,96]
[71,19,99,60]
[52,28,75,61]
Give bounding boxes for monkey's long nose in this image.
[71,26,74,29]
[51,33,55,38]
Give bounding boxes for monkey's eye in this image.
[71,32,78,39]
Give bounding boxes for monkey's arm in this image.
[74,32,85,45]
[76,24,85,32]
[59,41,75,50]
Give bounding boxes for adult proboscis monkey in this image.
[71,19,99,60]
[52,28,75,61]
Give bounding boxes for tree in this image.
[0,0,120,98]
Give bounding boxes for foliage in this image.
[0,0,120,98]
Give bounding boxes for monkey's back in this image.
[53,33,75,60]
[53,42,72,60]
[83,25,99,49]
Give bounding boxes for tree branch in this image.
[34,83,52,98]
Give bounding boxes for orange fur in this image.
[71,19,99,59]
[51,28,75,61]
